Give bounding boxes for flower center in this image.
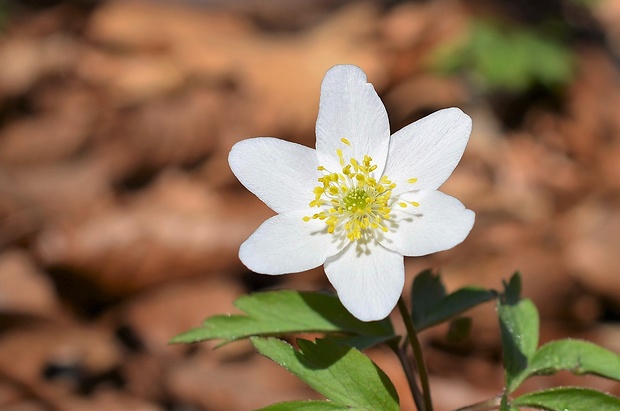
[343,188,369,211]
[303,138,418,243]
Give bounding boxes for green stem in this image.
[394,344,425,411]
[397,297,433,411]
[453,395,502,411]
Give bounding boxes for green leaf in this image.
[513,387,620,411]
[446,317,472,342]
[258,400,351,411]
[430,19,575,94]
[329,335,400,351]
[252,337,399,411]
[498,273,540,393]
[411,269,446,327]
[411,270,496,331]
[502,272,522,305]
[171,290,393,344]
[418,287,496,330]
[499,299,539,393]
[510,339,620,389]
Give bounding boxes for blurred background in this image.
[1,0,619,410]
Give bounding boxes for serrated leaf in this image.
[502,272,522,305]
[411,270,496,331]
[498,275,539,392]
[411,269,446,327]
[252,337,399,411]
[257,400,351,411]
[510,339,620,389]
[513,387,620,411]
[417,287,496,330]
[329,335,399,351]
[171,290,393,344]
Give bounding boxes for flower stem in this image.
[397,297,433,411]
[395,345,425,411]
[453,395,502,411]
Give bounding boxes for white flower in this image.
[228,65,474,321]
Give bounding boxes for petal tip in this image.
[228,138,260,169]
[349,306,393,322]
[445,107,473,132]
[324,64,368,83]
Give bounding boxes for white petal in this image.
[315,65,390,175]
[239,210,343,275]
[229,138,319,214]
[381,190,475,256]
[383,108,472,194]
[324,242,404,321]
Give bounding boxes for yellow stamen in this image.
[303,140,420,243]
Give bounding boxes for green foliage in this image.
[170,290,393,346]
[432,19,575,93]
[172,274,620,411]
[513,387,620,411]
[253,337,399,411]
[259,401,351,410]
[510,339,620,390]
[497,273,540,393]
[499,394,519,411]
[411,269,496,331]
[497,273,620,409]
[445,317,472,342]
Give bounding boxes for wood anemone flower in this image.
[229,65,475,321]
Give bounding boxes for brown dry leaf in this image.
[118,277,243,355]
[166,349,314,411]
[0,161,114,247]
[0,249,63,318]
[77,51,186,107]
[86,0,388,140]
[113,278,247,403]
[0,324,123,409]
[594,0,620,56]
[55,391,164,411]
[0,401,48,411]
[34,172,272,293]
[0,34,78,98]
[96,88,228,175]
[380,0,469,80]
[0,379,28,409]
[556,50,620,163]
[383,74,467,127]
[229,1,388,139]
[87,0,254,51]
[563,201,620,305]
[0,106,94,167]
[83,0,251,106]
